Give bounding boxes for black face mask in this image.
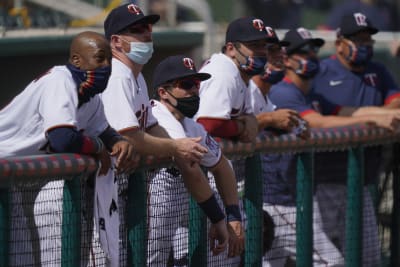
[166,91,200,118]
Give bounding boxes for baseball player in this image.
[147,54,245,266]
[99,4,216,266]
[247,26,309,264]
[266,27,400,266]
[194,16,268,266]
[0,31,135,266]
[311,12,400,266]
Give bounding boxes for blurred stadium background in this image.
[1,0,400,107]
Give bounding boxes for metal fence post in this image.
[296,152,314,267]
[127,171,147,266]
[0,188,9,267]
[244,153,263,267]
[61,177,81,267]
[189,197,207,267]
[391,143,400,266]
[346,147,364,267]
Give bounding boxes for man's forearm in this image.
[120,126,175,158]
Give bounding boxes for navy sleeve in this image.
[47,127,83,153]
[269,82,315,116]
[99,126,125,151]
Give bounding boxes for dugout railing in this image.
[0,124,399,266]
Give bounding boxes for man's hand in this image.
[236,114,258,142]
[174,137,208,163]
[96,147,111,175]
[110,140,139,174]
[209,219,229,256]
[227,221,245,257]
[370,113,400,132]
[269,109,301,131]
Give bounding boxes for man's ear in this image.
[225,42,236,58]
[71,54,81,68]
[111,35,124,49]
[158,87,168,99]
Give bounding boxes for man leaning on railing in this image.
[0,31,135,266]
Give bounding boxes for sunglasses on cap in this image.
[123,23,152,34]
[169,78,201,90]
[295,43,320,55]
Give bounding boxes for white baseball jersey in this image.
[0,65,109,267]
[195,53,253,120]
[151,100,221,167]
[101,58,157,131]
[0,66,108,157]
[248,79,276,116]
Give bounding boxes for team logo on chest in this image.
[135,104,149,131]
[364,73,377,87]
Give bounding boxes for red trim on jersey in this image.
[300,109,317,118]
[283,76,292,84]
[197,118,240,138]
[81,136,95,154]
[385,93,400,105]
[331,105,342,115]
[330,54,337,60]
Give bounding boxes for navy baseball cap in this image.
[337,12,378,37]
[104,3,160,40]
[225,17,269,43]
[265,26,290,47]
[282,28,325,55]
[152,55,211,89]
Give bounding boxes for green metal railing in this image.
[0,124,399,266]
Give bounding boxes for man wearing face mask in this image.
[310,12,400,266]
[194,17,265,266]
[148,55,245,266]
[0,31,136,266]
[266,27,400,266]
[249,26,303,134]
[100,4,217,266]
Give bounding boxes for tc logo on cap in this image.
[183,58,195,70]
[354,13,367,27]
[253,19,265,31]
[127,4,142,15]
[297,27,312,39]
[265,27,276,38]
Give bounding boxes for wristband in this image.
[198,194,225,224]
[225,205,242,222]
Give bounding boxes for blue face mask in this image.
[125,41,154,65]
[235,46,267,76]
[261,67,285,84]
[347,44,373,66]
[294,57,320,79]
[66,63,111,107]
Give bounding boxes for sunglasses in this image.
[124,24,152,34]
[171,78,201,90]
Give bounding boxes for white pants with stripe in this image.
[263,200,345,267]
[316,184,380,267]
